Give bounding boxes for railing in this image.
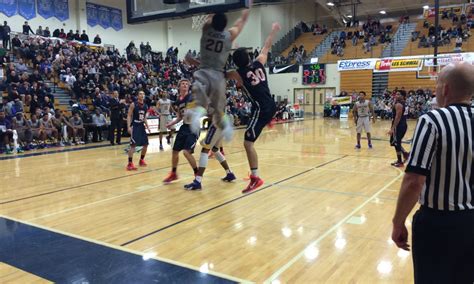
[382,23,412,58]
[403,36,473,57]
[272,22,304,56]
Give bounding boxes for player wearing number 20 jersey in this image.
[187,8,251,137]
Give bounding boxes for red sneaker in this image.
[242,176,264,194]
[267,118,276,129]
[139,159,147,167]
[126,163,138,171]
[163,172,178,183]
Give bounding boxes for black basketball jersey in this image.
[237,61,273,109]
[175,94,193,125]
[132,102,148,125]
[392,101,408,127]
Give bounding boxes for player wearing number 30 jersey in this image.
[228,22,281,194]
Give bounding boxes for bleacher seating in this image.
[340,70,373,97]
[403,16,473,56]
[280,32,326,59]
[318,24,398,64]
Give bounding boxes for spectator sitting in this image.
[93,34,101,44]
[66,29,74,40]
[74,30,81,41]
[36,26,43,36]
[58,29,66,39]
[15,58,28,73]
[91,108,108,142]
[43,27,51,37]
[80,30,89,42]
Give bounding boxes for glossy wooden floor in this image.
[0,118,418,283]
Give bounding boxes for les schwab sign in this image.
[374,59,422,72]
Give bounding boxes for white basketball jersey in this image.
[158,99,172,115]
[356,101,370,117]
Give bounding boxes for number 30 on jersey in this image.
[247,68,266,86]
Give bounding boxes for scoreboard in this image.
[302,63,326,85]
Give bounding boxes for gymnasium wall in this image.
[82,0,168,53]
[4,0,316,55]
[266,63,340,104]
[2,0,78,37]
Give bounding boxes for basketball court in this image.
[0,118,417,283]
[3,0,472,282]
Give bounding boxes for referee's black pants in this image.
[412,206,474,284]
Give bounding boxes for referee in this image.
[391,62,474,284]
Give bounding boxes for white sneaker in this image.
[189,106,206,134]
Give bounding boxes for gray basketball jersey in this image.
[356,101,370,117]
[200,26,232,71]
[158,99,172,115]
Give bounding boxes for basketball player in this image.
[28,114,42,147]
[183,122,236,190]
[157,93,175,150]
[163,79,199,183]
[226,22,281,193]
[12,112,32,151]
[389,91,410,167]
[187,1,252,139]
[126,91,151,171]
[353,91,375,149]
[39,113,58,145]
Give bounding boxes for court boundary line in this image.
[120,155,348,247]
[0,214,252,284]
[27,160,251,222]
[0,119,305,161]
[0,150,245,205]
[263,167,404,283]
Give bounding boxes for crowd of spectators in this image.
[414,9,473,52]
[0,23,287,154]
[331,17,394,57]
[373,88,435,119]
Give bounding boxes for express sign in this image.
[337,59,377,71]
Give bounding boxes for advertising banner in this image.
[269,64,299,74]
[337,59,377,71]
[374,59,422,72]
[424,52,474,66]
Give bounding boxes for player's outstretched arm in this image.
[257,22,281,65]
[229,0,253,41]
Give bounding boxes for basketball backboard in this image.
[126,0,248,24]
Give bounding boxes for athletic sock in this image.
[193,167,198,174]
[140,155,145,160]
[128,157,132,163]
[251,168,258,177]
[226,169,232,174]
[172,167,177,173]
[195,176,202,183]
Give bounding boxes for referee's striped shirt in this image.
[406,104,473,211]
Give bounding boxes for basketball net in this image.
[192,15,208,31]
[190,0,219,31]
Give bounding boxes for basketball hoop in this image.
[190,0,221,31]
[192,14,208,31]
